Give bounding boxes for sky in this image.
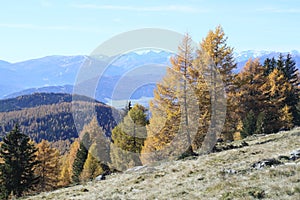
[0,0,300,62]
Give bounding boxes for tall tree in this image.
[58,139,79,187]
[264,54,299,126]
[0,124,39,199]
[200,25,237,141]
[141,34,198,164]
[80,117,111,169]
[72,141,88,183]
[260,68,293,133]
[236,59,267,119]
[281,54,300,126]
[35,140,60,192]
[110,104,147,171]
[240,110,256,138]
[80,143,104,181]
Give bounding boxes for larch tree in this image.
[81,117,111,169]
[35,139,60,192]
[141,33,198,164]
[0,124,39,199]
[58,139,79,187]
[80,143,104,181]
[236,59,267,137]
[110,104,147,171]
[200,25,237,141]
[260,68,293,133]
[75,117,111,181]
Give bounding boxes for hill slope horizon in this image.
[22,127,300,200]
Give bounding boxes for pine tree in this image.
[281,54,300,126]
[110,104,147,171]
[263,57,277,76]
[0,124,39,199]
[240,110,256,138]
[263,54,299,126]
[255,112,265,134]
[35,140,60,192]
[72,142,88,183]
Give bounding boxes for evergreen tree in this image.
[0,124,39,199]
[263,57,277,76]
[255,112,265,135]
[240,110,256,138]
[263,54,299,126]
[281,54,300,126]
[72,142,88,183]
[35,140,60,192]
[111,104,147,171]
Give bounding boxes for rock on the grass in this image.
[252,158,282,169]
[290,149,300,161]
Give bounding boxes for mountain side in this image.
[22,128,300,200]
[0,93,121,143]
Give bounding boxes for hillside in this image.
[0,93,121,144]
[23,128,300,200]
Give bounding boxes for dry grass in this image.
[22,128,300,200]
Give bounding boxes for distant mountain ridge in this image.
[1,50,299,104]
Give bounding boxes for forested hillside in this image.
[0,93,121,144]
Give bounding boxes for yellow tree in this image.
[58,139,79,187]
[35,140,60,192]
[260,68,293,133]
[141,34,198,164]
[236,59,267,137]
[200,25,237,141]
[80,143,104,181]
[76,117,110,181]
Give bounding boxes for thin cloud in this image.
[257,7,300,14]
[72,4,204,13]
[0,23,102,32]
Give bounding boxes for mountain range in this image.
[1,50,299,106]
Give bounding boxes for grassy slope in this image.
[23,128,300,200]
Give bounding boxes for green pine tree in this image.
[240,110,256,138]
[110,104,147,171]
[0,124,39,199]
[72,142,88,183]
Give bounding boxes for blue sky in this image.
[0,0,299,62]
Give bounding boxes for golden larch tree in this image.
[35,140,60,192]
